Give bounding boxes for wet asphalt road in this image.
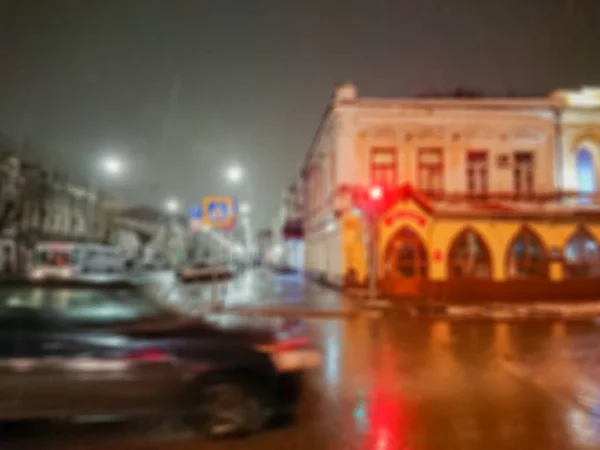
[3,270,600,449]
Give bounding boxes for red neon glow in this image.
[433,249,442,262]
[384,211,427,227]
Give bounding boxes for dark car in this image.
[0,279,320,437]
[177,262,233,282]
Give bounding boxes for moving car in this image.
[28,241,126,280]
[0,279,320,436]
[141,252,170,271]
[177,261,233,282]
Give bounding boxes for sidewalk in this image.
[310,278,600,319]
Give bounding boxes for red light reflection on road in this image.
[360,333,416,450]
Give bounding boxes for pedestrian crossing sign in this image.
[203,196,236,229]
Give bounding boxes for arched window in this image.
[506,227,548,278]
[564,228,600,278]
[384,227,427,278]
[576,148,596,194]
[448,228,492,278]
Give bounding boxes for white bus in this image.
[28,241,126,280]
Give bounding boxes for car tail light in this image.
[276,336,310,352]
[123,348,171,363]
[258,336,310,354]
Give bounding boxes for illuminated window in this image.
[448,229,491,278]
[417,148,443,194]
[506,227,547,278]
[564,228,600,277]
[369,147,397,186]
[466,151,488,196]
[513,151,534,196]
[576,149,595,199]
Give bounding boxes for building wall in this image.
[376,198,593,284]
[284,85,600,288]
[346,106,556,194]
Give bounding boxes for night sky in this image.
[1,0,599,228]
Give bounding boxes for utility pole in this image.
[354,185,385,306]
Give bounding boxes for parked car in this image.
[0,279,320,436]
[28,241,126,280]
[177,262,233,282]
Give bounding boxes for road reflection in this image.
[318,317,600,450]
[6,315,600,450]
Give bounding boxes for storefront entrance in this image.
[383,227,428,296]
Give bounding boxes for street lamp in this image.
[102,156,123,177]
[239,202,251,214]
[165,198,179,214]
[226,165,243,184]
[91,155,123,241]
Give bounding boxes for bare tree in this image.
[14,164,52,272]
[0,154,24,234]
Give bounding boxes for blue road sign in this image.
[207,200,229,223]
[203,196,236,228]
[188,204,202,220]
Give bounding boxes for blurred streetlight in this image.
[240,202,251,214]
[226,165,243,184]
[165,198,179,214]
[102,156,123,177]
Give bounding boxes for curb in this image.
[403,304,600,320]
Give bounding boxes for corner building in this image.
[283,84,600,300]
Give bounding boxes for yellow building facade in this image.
[277,83,600,300]
[340,186,600,300]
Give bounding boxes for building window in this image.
[506,227,547,278]
[564,228,600,278]
[448,228,492,278]
[514,151,534,196]
[387,227,428,278]
[466,151,488,196]
[369,147,398,186]
[417,148,444,194]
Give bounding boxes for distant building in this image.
[275,83,600,300]
[0,141,190,271]
[272,186,304,270]
[257,229,272,262]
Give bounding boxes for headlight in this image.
[268,348,322,372]
[257,337,321,372]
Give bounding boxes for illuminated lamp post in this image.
[93,155,125,242]
[367,186,383,303]
[352,185,388,303]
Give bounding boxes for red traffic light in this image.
[369,186,383,200]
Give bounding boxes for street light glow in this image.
[240,202,251,214]
[103,156,123,176]
[165,198,179,213]
[226,165,243,184]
